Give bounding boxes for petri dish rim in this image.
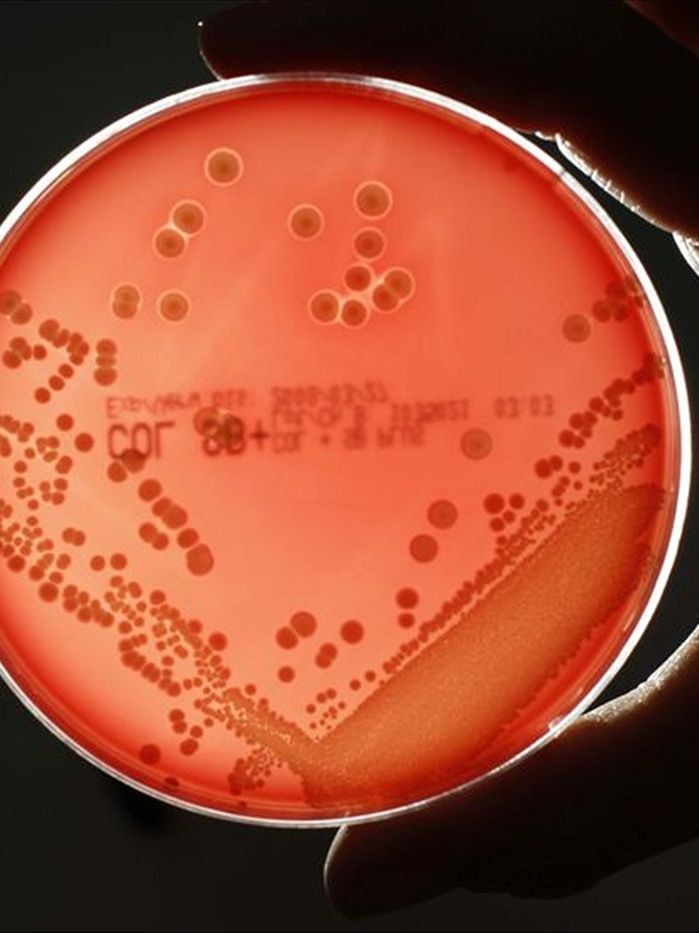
[0,71,691,829]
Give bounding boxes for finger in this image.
[628,1,699,54]
[199,1,699,238]
[325,634,699,916]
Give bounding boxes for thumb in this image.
[199,0,699,238]
[324,627,699,915]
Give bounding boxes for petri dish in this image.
[0,74,689,826]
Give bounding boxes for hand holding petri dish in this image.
[0,74,689,826]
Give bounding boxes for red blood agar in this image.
[0,77,686,827]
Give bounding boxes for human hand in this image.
[200,0,699,915]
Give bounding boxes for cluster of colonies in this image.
[153,200,206,261]
[259,427,498,718]
[288,181,417,330]
[377,360,664,683]
[303,687,349,734]
[272,610,377,734]
[110,284,142,320]
[0,289,33,326]
[0,376,233,776]
[136,477,214,576]
[562,276,644,344]
[273,610,366,688]
[93,337,117,387]
[0,314,91,413]
[99,436,215,578]
[407,498,459,568]
[0,415,85,598]
[554,352,663,452]
[475,351,664,562]
[112,279,190,325]
[109,147,244,326]
[365,427,494,634]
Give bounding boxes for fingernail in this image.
[198,4,259,78]
[674,234,699,276]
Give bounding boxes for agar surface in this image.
[0,85,680,822]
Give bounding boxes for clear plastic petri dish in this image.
[0,74,690,826]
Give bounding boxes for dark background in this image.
[1,2,698,930]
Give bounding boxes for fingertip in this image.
[323,802,471,916]
[199,2,262,78]
[323,823,388,917]
[323,826,372,918]
[627,0,699,54]
[199,1,377,79]
[324,821,455,917]
[322,826,346,900]
[198,1,496,98]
